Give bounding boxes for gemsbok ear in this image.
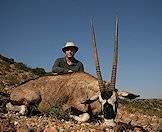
[117,91,140,99]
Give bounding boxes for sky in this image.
[0,0,162,99]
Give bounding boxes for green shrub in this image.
[6,75,21,86]
[15,62,30,71]
[48,104,69,120]
[31,68,46,76]
[3,62,11,71]
[21,74,28,80]
[0,54,14,64]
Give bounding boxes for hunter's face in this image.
[65,47,76,58]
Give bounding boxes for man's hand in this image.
[68,70,73,73]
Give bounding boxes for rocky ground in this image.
[1,97,161,132]
[0,100,162,132]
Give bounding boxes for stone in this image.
[44,127,58,132]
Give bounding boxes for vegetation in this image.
[119,99,162,117]
[14,62,30,71]
[0,54,46,72]
[0,54,46,88]
[0,54,14,64]
[0,54,46,76]
[6,75,21,86]
[48,104,69,120]
[31,68,46,76]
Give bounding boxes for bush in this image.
[31,68,46,76]
[6,75,21,86]
[3,62,11,71]
[0,54,14,64]
[48,104,69,120]
[15,62,30,71]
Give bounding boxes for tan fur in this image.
[9,72,101,114]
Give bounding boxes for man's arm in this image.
[52,58,69,74]
[78,62,84,72]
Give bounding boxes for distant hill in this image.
[0,54,46,92]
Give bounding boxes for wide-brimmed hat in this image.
[62,41,78,53]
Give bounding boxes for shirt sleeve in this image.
[78,62,84,72]
[52,58,69,74]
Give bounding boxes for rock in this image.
[14,121,19,125]
[0,118,16,132]
[0,81,5,90]
[44,127,58,132]
[16,127,29,132]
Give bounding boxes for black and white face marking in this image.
[103,102,116,119]
[99,90,117,120]
[101,90,113,100]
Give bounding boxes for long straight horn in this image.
[109,16,119,90]
[90,18,105,91]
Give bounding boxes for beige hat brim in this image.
[62,46,78,53]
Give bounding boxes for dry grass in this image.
[119,98,162,117]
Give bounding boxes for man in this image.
[52,41,84,74]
